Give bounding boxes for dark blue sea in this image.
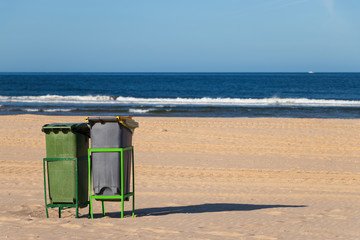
[1,72,360,118]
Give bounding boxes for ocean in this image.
[0,72,359,118]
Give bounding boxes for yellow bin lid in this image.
[86,116,139,132]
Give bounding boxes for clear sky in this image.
[0,0,359,72]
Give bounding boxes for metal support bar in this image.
[43,157,88,218]
[88,147,135,219]
[102,201,105,217]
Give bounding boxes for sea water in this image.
[0,72,359,118]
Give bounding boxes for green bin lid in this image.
[42,123,90,135]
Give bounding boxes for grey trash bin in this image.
[87,116,139,197]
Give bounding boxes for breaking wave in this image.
[22,108,73,112]
[1,95,360,107]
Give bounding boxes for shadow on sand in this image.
[92,203,306,218]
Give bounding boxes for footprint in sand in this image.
[142,227,179,234]
[253,235,278,240]
[92,222,114,228]
[243,223,264,228]
[329,208,342,212]
[60,223,82,229]
[0,217,20,222]
[39,220,60,225]
[23,223,50,229]
[328,214,347,220]
[197,231,244,237]
[11,204,44,218]
[263,211,284,216]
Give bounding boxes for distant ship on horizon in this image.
[308,71,314,74]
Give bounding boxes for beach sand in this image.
[0,115,359,239]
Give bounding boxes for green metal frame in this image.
[43,157,88,218]
[88,147,135,219]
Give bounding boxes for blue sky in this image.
[0,0,359,72]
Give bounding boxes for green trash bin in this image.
[42,123,90,218]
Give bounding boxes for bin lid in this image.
[86,116,139,132]
[42,123,90,136]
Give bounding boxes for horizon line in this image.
[0,71,359,74]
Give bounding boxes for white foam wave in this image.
[2,95,360,107]
[128,108,154,113]
[44,109,73,112]
[23,108,39,112]
[0,95,114,104]
[22,108,73,112]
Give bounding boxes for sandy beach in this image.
[0,115,359,239]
